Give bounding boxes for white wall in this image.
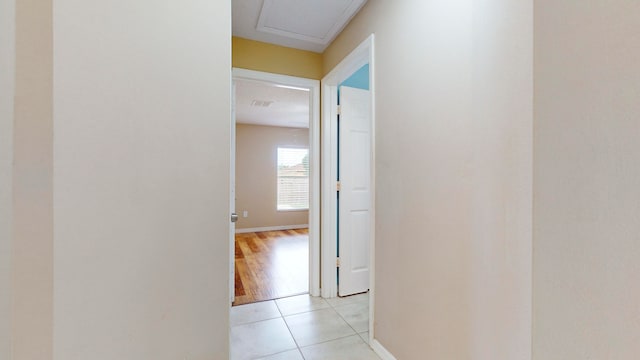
[0,0,15,356]
[52,0,231,359]
[324,1,532,359]
[533,1,640,359]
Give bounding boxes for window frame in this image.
[276,146,310,212]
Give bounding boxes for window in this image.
[277,147,309,210]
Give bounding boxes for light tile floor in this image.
[230,293,380,360]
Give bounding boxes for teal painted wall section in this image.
[338,63,369,105]
[340,63,369,90]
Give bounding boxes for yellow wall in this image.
[232,37,323,79]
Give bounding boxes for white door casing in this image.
[230,68,321,299]
[338,86,372,296]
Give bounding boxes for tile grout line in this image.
[332,306,366,343]
[278,305,331,318]
[298,332,365,350]
[326,295,369,309]
[289,305,363,351]
[235,294,372,359]
[230,300,282,327]
[256,348,305,360]
[324,294,367,318]
[274,298,307,360]
[327,294,372,349]
[278,298,361,357]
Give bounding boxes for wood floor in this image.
[233,228,309,306]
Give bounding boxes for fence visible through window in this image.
[277,147,309,210]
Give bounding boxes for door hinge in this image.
[336,257,341,267]
[336,181,341,192]
[336,105,342,115]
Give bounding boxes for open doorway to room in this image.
[230,69,320,306]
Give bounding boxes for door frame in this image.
[231,68,321,298]
[321,34,375,338]
[321,35,375,298]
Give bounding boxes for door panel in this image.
[338,86,371,296]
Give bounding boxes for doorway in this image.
[321,34,376,343]
[321,35,375,298]
[230,68,321,305]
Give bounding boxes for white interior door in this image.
[338,86,371,296]
[229,82,237,304]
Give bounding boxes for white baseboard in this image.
[235,224,309,234]
[371,339,397,360]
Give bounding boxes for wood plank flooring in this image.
[233,228,309,306]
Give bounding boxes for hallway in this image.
[230,293,377,360]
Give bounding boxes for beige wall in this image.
[233,37,323,79]
[12,0,54,358]
[3,0,232,359]
[0,0,15,357]
[236,124,309,230]
[51,0,231,359]
[324,1,532,359]
[533,2,640,359]
[8,1,636,359]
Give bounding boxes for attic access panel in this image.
[257,0,367,46]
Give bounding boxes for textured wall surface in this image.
[52,0,232,358]
[533,1,640,359]
[324,1,533,359]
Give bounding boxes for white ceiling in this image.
[233,1,367,128]
[233,0,368,53]
[235,79,310,129]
